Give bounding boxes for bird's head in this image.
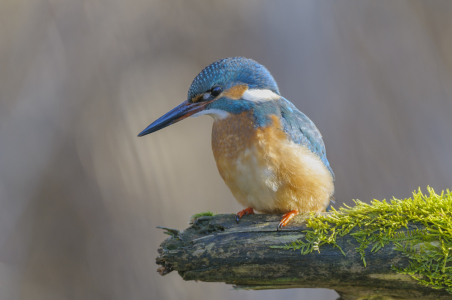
[138,57,280,137]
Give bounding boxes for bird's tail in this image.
[326,195,336,212]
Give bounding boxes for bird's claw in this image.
[235,207,254,224]
[277,209,299,230]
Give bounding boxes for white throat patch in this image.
[242,89,280,102]
[191,109,230,120]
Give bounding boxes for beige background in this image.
[0,1,451,299]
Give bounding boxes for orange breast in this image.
[212,113,334,214]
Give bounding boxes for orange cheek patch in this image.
[221,85,248,100]
[191,94,203,103]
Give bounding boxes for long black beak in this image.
[138,100,206,137]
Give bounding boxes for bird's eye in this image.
[210,86,222,97]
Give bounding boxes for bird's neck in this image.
[211,111,255,161]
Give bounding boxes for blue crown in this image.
[187,57,280,100]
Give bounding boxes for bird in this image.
[138,57,335,228]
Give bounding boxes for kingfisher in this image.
[138,57,335,228]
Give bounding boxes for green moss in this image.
[190,211,216,223]
[191,211,216,218]
[272,187,452,292]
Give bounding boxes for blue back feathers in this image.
[188,57,279,100]
[278,98,335,180]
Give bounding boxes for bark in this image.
[156,214,450,300]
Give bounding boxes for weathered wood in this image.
[156,214,451,300]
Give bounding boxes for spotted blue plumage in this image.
[188,57,279,100]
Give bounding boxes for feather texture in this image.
[278,98,335,181]
[211,111,334,213]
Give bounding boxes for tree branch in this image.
[156,214,450,300]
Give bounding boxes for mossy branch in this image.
[156,188,452,300]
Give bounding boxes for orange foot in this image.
[236,207,254,223]
[278,209,299,229]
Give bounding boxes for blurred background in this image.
[0,0,451,299]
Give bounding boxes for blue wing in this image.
[278,97,335,181]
